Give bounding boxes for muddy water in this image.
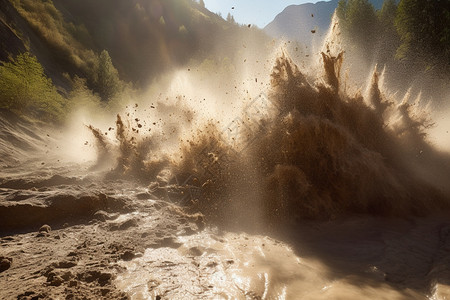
[114,210,450,300]
[116,230,323,299]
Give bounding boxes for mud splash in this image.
[87,48,450,228]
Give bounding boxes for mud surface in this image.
[1,166,450,299]
[0,170,206,299]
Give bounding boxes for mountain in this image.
[264,0,385,45]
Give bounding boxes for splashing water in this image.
[83,12,450,231]
[87,44,450,231]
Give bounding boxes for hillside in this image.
[50,0,230,85]
[0,0,241,94]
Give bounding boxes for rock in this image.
[101,288,111,296]
[188,247,203,257]
[0,257,12,272]
[94,210,119,222]
[61,271,73,281]
[39,224,51,233]
[93,210,109,222]
[153,237,182,249]
[80,270,112,286]
[53,260,77,269]
[118,218,138,230]
[109,218,138,231]
[184,226,196,235]
[136,192,152,200]
[68,280,77,287]
[120,251,136,261]
[36,232,49,238]
[47,272,64,286]
[17,291,47,300]
[49,275,64,286]
[97,272,112,286]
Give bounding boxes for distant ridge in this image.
[264,0,385,45]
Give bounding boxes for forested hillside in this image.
[0,0,269,121]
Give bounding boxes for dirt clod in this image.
[0,257,12,272]
[120,251,135,261]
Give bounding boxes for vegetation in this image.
[0,52,65,121]
[377,0,400,62]
[91,50,122,101]
[0,0,272,124]
[10,0,97,74]
[336,0,378,52]
[337,0,450,72]
[47,0,230,84]
[395,0,450,68]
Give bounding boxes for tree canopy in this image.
[337,0,450,72]
[337,0,378,51]
[395,0,450,69]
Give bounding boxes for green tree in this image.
[395,0,450,69]
[0,52,65,121]
[94,50,121,101]
[337,0,378,52]
[379,0,397,27]
[377,0,401,62]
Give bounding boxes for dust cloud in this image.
[83,17,450,230]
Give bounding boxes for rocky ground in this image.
[0,172,205,300]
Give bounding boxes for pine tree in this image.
[336,0,378,52]
[377,0,400,62]
[95,50,121,101]
[395,0,450,67]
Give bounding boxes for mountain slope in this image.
[0,0,234,91]
[264,0,338,45]
[51,0,229,85]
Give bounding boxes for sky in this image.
[203,0,319,28]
